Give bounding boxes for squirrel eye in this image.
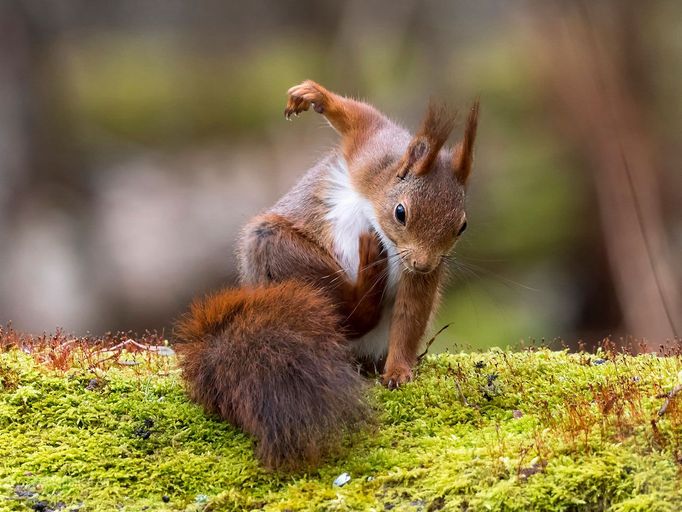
[457,220,468,236]
[394,204,406,225]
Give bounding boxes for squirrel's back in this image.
[175,280,367,469]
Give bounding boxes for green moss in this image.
[1,348,681,511]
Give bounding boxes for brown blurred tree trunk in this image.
[531,1,681,348]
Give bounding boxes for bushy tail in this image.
[174,280,367,470]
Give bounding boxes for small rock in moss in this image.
[333,472,351,487]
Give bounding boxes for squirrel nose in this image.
[411,261,432,273]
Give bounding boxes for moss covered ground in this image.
[1,334,682,511]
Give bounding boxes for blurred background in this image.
[0,0,680,350]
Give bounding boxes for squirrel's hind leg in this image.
[239,213,387,338]
[239,213,344,287]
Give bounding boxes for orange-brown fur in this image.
[177,80,479,469]
[397,101,456,178]
[175,282,368,470]
[239,213,387,337]
[285,80,388,160]
[299,87,479,387]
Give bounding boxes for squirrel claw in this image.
[285,80,327,119]
[382,365,413,390]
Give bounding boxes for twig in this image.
[91,352,122,368]
[90,338,174,369]
[658,384,682,417]
[417,323,451,362]
[454,379,470,407]
[94,338,173,355]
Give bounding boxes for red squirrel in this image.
[176,80,479,469]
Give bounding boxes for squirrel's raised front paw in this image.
[382,365,413,390]
[284,80,327,119]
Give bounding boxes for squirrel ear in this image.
[397,137,429,179]
[397,100,455,179]
[452,100,480,184]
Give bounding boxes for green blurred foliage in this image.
[66,35,325,143]
[62,30,589,347]
[435,38,588,348]
[4,1,678,345]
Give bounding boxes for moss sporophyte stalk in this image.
[1,340,682,511]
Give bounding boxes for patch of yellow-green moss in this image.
[1,347,682,511]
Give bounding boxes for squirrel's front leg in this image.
[284,80,386,157]
[382,269,442,389]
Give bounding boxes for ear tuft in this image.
[453,99,480,184]
[421,100,456,155]
[397,99,455,178]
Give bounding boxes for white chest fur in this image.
[325,158,401,361]
[324,159,372,282]
[325,158,400,290]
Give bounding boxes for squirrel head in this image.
[360,100,479,274]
